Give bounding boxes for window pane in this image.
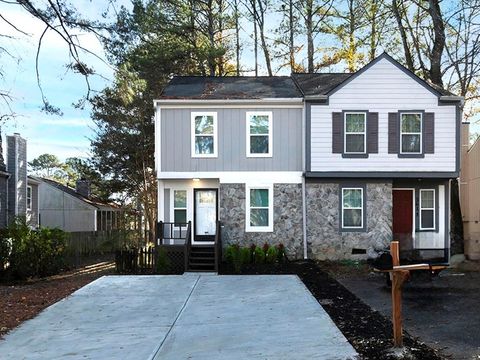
[344,209,362,227]
[345,134,365,153]
[401,134,421,153]
[174,190,187,208]
[250,208,269,227]
[250,189,269,207]
[195,115,214,135]
[401,114,421,132]
[421,191,434,208]
[421,210,434,228]
[250,115,269,134]
[195,136,214,154]
[343,189,362,208]
[250,135,269,154]
[174,209,187,224]
[345,114,365,132]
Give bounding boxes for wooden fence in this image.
[115,245,185,275]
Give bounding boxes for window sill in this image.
[342,153,369,159]
[398,153,425,158]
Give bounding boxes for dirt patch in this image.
[220,260,445,360]
[0,262,114,339]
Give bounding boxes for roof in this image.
[292,73,352,96]
[159,76,303,100]
[29,176,121,210]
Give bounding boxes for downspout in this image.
[302,101,308,259]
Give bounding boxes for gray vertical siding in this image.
[161,108,302,172]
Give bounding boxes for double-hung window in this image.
[420,189,435,230]
[191,112,217,157]
[400,113,422,154]
[27,186,32,210]
[344,112,366,154]
[246,112,272,157]
[173,190,187,225]
[342,188,364,229]
[246,185,273,232]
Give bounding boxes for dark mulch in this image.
[0,262,114,339]
[220,260,445,360]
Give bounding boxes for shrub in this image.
[276,243,286,263]
[262,242,269,253]
[266,246,278,264]
[156,247,171,274]
[225,244,240,264]
[6,217,67,279]
[240,247,251,265]
[254,246,265,264]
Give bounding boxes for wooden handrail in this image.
[214,221,222,272]
[184,221,192,272]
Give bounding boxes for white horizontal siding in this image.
[310,58,457,172]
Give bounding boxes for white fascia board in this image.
[158,171,303,184]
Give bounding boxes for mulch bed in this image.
[220,260,445,360]
[0,262,114,339]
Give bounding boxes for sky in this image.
[0,1,125,162]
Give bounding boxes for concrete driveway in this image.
[0,274,357,359]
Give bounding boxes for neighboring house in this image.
[29,176,123,232]
[459,122,480,260]
[154,53,462,265]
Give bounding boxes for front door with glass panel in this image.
[193,189,218,244]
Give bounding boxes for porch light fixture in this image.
[192,178,200,182]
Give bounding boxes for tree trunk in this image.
[253,0,258,76]
[369,0,377,61]
[347,0,356,72]
[234,0,240,75]
[289,0,295,72]
[391,0,415,72]
[427,0,445,87]
[306,0,314,73]
[207,0,216,76]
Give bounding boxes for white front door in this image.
[193,189,217,244]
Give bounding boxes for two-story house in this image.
[154,53,462,270]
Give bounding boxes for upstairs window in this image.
[400,113,422,154]
[246,112,272,157]
[420,189,435,230]
[173,190,187,224]
[344,112,366,154]
[342,188,364,229]
[191,112,217,157]
[246,185,273,232]
[27,186,32,210]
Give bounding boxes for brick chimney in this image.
[76,178,91,198]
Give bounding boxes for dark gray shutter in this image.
[388,112,398,154]
[332,112,343,153]
[367,112,378,154]
[424,112,435,154]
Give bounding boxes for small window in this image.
[246,112,272,157]
[191,112,217,157]
[420,189,435,230]
[342,188,363,229]
[344,112,366,154]
[400,113,422,154]
[246,185,273,232]
[173,190,187,224]
[27,186,32,210]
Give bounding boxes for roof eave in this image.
[154,98,304,107]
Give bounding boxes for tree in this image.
[28,154,62,178]
[275,0,304,72]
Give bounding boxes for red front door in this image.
[392,190,414,250]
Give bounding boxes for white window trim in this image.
[27,185,32,210]
[344,112,366,154]
[419,189,436,230]
[191,112,218,158]
[245,184,274,232]
[341,187,364,229]
[400,112,422,154]
[172,189,188,224]
[246,111,273,158]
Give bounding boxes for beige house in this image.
[460,122,480,260]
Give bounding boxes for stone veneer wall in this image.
[306,182,392,260]
[219,183,303,259]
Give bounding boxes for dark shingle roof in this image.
[292,73,352,96]
[160,76,302,99]
[31,176,120,209]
